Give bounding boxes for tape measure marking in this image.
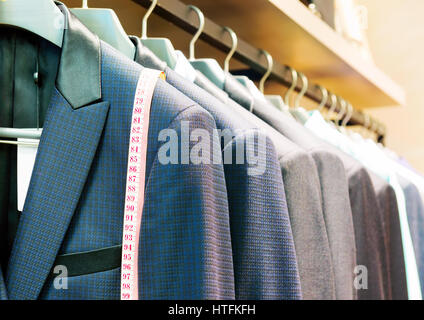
[120,69,164,300]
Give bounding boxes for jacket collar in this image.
[55,2,101,109]
[129,35,167,71]
[223,72,255,112]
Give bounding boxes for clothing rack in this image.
[132,0,386,142]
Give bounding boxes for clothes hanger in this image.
[188,5,226,89]
[284,67,298,108]
[315,85,328,114]
[0,129,42,147]
[0,0,61,146]
[0,0,64,48]
[293,72,308,109]
[70,0,135,60]
[290,71,311,123]
[334,97,346,129]
[266,66,294,117]
[258,50,273,95]
[235,49,273,104]
[221,25,264,102]
[325,93,338,122]
[223,27,237,74]
[341,101,354,134]
[139,0,178,68]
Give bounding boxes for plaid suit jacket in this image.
[132,37,302,300]
[4,4,234,299]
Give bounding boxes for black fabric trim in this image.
[51,244,122,278]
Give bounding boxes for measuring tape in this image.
[120,68,165,300]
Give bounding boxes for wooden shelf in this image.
[178,0,405,109]
[64,0,405,110]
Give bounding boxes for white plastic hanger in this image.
[0,129,41,146]
[0,0,64,48]
[222,26,263,101]
[71,0,135,60]
[140,0,178,68]
[188,5,225,89]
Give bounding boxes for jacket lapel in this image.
[6,3,111,299]
[6,88,109,299]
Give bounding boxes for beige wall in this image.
[357,0,424,173]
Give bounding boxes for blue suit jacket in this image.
[131,37,302,300]
[3,4,234,299]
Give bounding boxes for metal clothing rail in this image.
[132,0,386,142]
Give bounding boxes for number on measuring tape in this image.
[120,69,164,300]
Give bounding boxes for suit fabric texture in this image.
[4,5,235,299]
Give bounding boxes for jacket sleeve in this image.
[223,130,302,300]
[139,104,235,299]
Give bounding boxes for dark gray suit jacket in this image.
[372,174,408,299]
[220,75,336,299]
[335,151,387,299]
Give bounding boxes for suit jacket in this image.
[2,4,235,299]
[333,150,387,299]
[131,37,302,299]
[242,95,389,299]
[238,98,357,299]
[398,175,424,295]
[372,174,408,299]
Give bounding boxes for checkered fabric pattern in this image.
[6,42,234,299]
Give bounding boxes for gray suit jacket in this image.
[372,174,408,299]
[333,150,387,299]
[221,76,336,299]
[235,95,357,300]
